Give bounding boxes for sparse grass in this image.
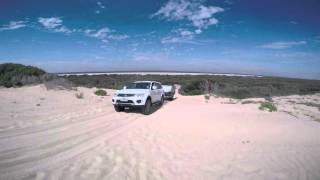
[242,100,256,104]
[304,113,320,122]
[259,102,277,112]
[241,100,264,104]
[222,98,239,104]
[280,110,298,118]
[287,100,296,104]
[94,89,107,96]
[297,102,320,111]
[75,92,84,99]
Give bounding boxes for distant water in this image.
[57,72,263,77]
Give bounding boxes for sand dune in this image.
[0,85,320,180]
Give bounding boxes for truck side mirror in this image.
[152,86,157,90]
[123,86,127,89]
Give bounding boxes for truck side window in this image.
[156,83,162,89]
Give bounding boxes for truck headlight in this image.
[136,93,145,97]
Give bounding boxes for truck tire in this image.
[114,105,124,112]
[160,95,164,106]
[141,98,151,115]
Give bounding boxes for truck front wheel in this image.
[141,98,151,115]
[114,105,124,112]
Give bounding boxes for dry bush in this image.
[204,94,210,102]
[75,92,84,99]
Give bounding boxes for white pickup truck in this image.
[112,81,164,115]
[162,85,175,100]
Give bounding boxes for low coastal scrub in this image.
[2,63,320,99]
[259,102,277,112]
[298,102,320,111]
[0,63,53,87]
[66,74,320,99]
[44,78,75,90]
[94,89,107,96]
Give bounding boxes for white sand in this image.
[0,85,320,180]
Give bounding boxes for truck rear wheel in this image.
[114,105,124,112]
[141,98,151,115]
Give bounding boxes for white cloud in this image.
[290,21,298,25]
[152,0,223,32]
[108,34,129,40]
[53,26,72,33]
[195,29,202,34]
[85,28,112,39]
[314,36,320,43]
[38,17,72,34]
[259,41,307,49]
[161,28,196,44]
[224,0,234,5]
[84,27,128,42]
[133,52,169,62]
[97,1,105,9]
[95,1,106,14]
[274,52,312,59]
[179,29,194,36]
[161,35,196,44]
[0,21,27,31]
[38,17,62,28]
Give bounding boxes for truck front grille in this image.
[116,100,134,104]
[117,94,135,97]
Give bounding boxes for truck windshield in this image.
[126,82,150,89]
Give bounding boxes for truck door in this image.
[155,83,163,101]
[150,82,158,103]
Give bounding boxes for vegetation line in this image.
[1,63,320,99]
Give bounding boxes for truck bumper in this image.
[112,97,145,106]
[164,92,175,98]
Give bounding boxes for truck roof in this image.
[134,81,161,84]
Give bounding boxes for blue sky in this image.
[0,0,320,79]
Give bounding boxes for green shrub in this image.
[226,88,251,99]
[259,102,277,112]
[0,63,46,87]
[179,81,203,95]
[94,89,107,96]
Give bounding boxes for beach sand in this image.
[0,85,320,180]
